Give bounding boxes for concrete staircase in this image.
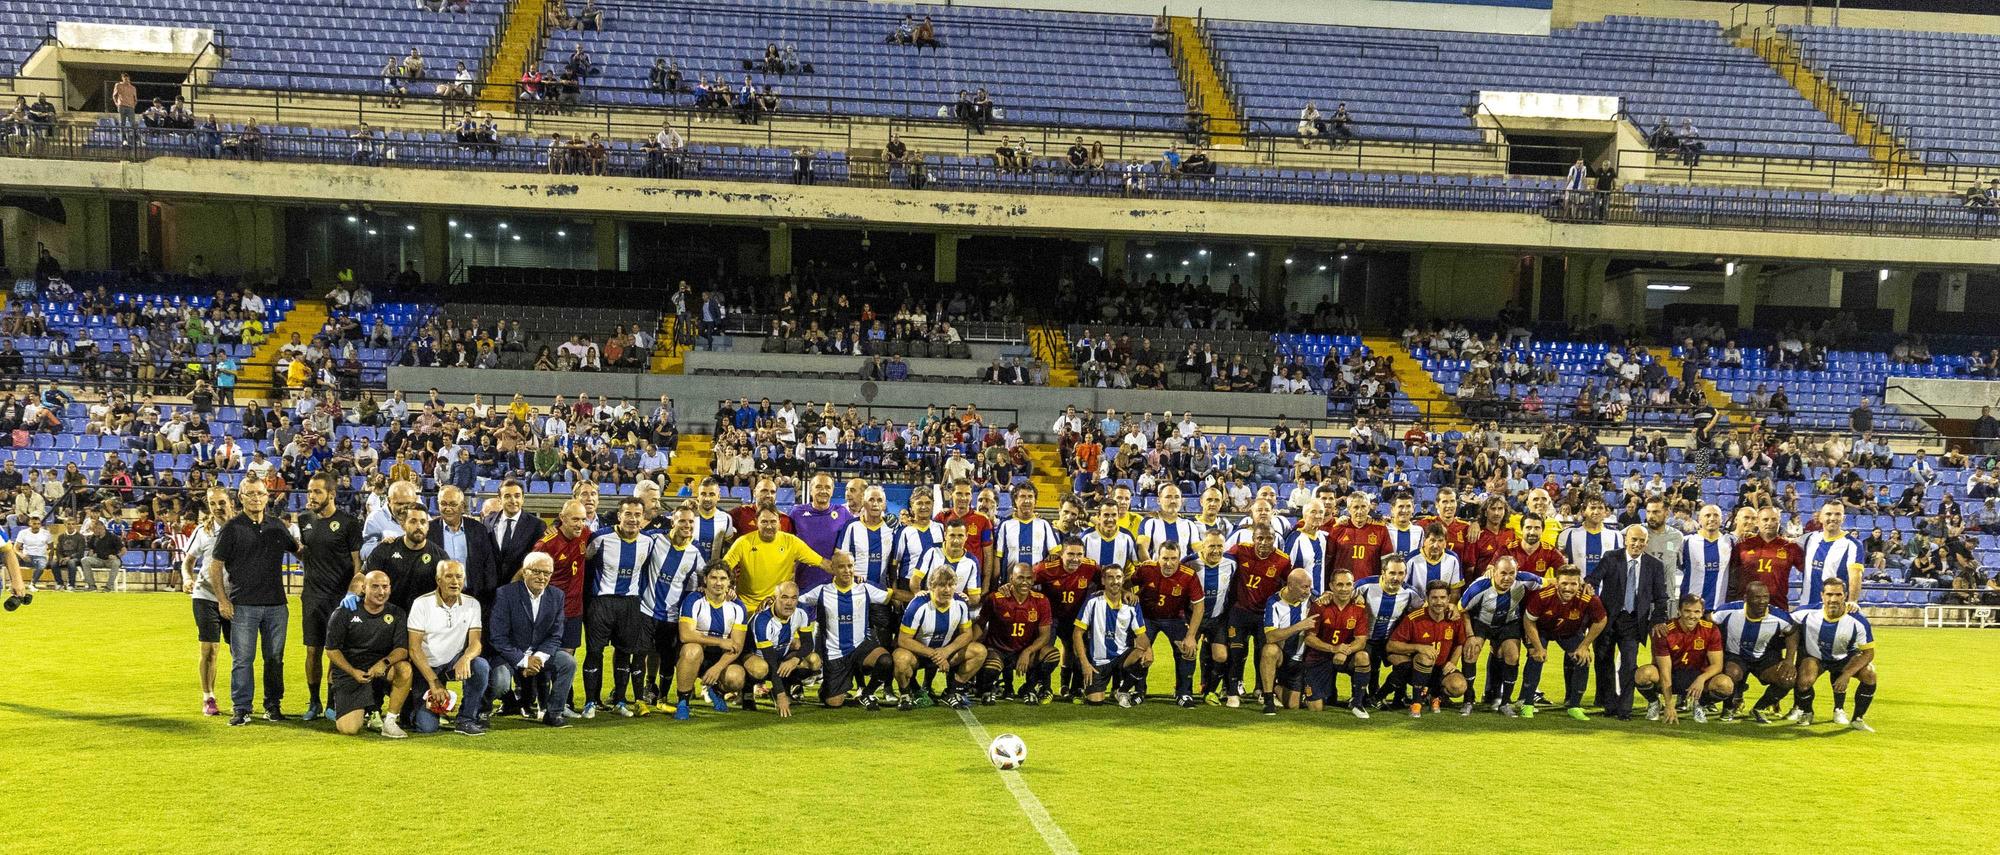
[244,299,326,399]
[481,0,551,111]
[667,433,713,488]
[1646,346,1751,422]
[1743,30,1920,179]
[1364,336,1469,431]
[1024,442,1067,508]
[650,315,685,375]
[1028,324,1076,388]
[1169,16,1244,146]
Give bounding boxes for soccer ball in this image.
[988,733,1028,770]
[426,689,459,715]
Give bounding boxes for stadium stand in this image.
[1783,25,2000,165]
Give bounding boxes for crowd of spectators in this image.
[711,398,1021,487]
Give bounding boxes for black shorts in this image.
[1670,668,1725,699]
[1146,618,1191,655]
[869,602,899,649]
[1299,658,1335,701]
[192,598,228,643]
[822,641,884,698]
[1275,657,1307,692]
[301,594,337,648]
[1471,617,1524,645]
[696,644,733,674]
[560,614,584,649]
[585,596,646,650]
[1809,655,1853,679]
[1225,608,1264,648]
[755,649,808,686]
[1726,647,1785,675]
[1199,617,1229,649]
[329,671,390,716]
[1083,665,1117,696]
[652,618,679,656]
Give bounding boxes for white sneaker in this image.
[380,714,407,739]
[1224,694,1241,709]
[1489,698,1504,712]
[1115,691,1133,709]
[1459,701,1474,717]
[1785,707,1805,722]
[1691,705,1708,723]
[365,711,383,732]
[1645,700,1663,721]
[1850,718,1875,733]
[1832,708,1851,726]
[1797,712,1815,727]
[1350,705,1370,720]
[1499,703,1519,718]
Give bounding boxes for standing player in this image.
[1508,515,1567,578]
[1459,555,1541,715]
[1521,564,1606,720]
[1793,579,1878,731]
[1385,580,1473,717]
[894,568,984,711]
[1224,499,1284,551]
[296,473,363,723]
[1075,565,1152,708]
[1139,484,1199,561]
[673,565,749,719]
[1190,486,1233,543]
[1128,540,1205,707]
[801,551,893,709]
[182,487,233,716]
[1558,495,1622,578]
[997,483,1059,570]
[581,497,664,718]
[936,478,996,572]
[1382,495,1424,561]
[1468,497,1520,573]
[722,503,827,612]
[1355,555,1419,708]
[690,476,737,560]
[1417,488,1471,557]
[727,477,792,539]
[913,519,984,612]
[1405,524,1464,595]
[1285,499,1332,593]
[1710,582,1797,723]
[788,473,853,593]
[1257,568,1317,716]
[1799,504,1865,610]
[1221,524,1292,708]
[1303,567,1372,718]
[638,506,709,713]
[1732,506,1800,609]
[529,499,592,717]
[1082,503,1140,575]
[1678,504,1736,611]
[893,491,944,604]
[982,562,1057,704]
[837,485,901,651]
[1032,539,1099,702]
[1635,594,1731,724]
[1328,492,1389,581]
[1189,531,1236,704]
[743,581,817,717]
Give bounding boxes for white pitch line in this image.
[955,708,1081,855]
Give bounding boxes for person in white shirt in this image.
[14,515,52,589]
[183,487,232,715]
[406,561,489,735]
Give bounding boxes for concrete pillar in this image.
[934,231,962,284]
[1563,254,1610,327]
[1102,236,1128,282]
[1527,254,1544,322]
[63,196,111,272]
[767,223,792,277]
[593,218,619,271]
[1938,270,1968,314]
[1825,268,1845,308]
[420,210,447,285]
[1876,268,1915,333]
[1723,261,1761,329]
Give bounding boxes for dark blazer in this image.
[1588,549,1673,626]
[487,511,548,581]
[431,516,501,602]
[489,581,566,666]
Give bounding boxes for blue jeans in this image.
[228,603,288,714]
[490,650,576,712]
[116,106,138,143]
[408,656,491,733]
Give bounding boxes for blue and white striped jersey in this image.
[638,539,708,620]
[678,593,748,640]
[1384,523,1425,561]
[1140,516,1199,560]
[1678,533,1736,611]
[1356,581,1419,641]
[1081,528,1140,571]
[1190,556,1235,619]
[1461,573,1543,626]
[1074,593,1147,666]
[900,593,972,649]
[1798,606,1874,661]
[1799,533,1864,606]
[1406,552,1463,593]
[1225,515,1289,551]
[1263,594,1313,661]
[751,607,815,657]
[585,527,664,597]
[692,510,736,556]
[1285,530,1331,594]
[1559,525,1623,576]
[894,521,944,584]
[837,520,900,588]
[799,581,890,659]
[914,548,985,606]
[1189,515,1234,544]
[997,516,1060,569]
[1710,602,1795,660]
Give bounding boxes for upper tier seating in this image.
[1210,16,1867,159]
[1784,24,2000,165]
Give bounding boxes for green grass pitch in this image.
[3,594,1997,854]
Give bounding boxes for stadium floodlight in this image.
[463,233,474,239]
[557,230,568,237]
[1647,284,1690,292]
[1725,261,1736,276]
[448,219,458,227]
[366,229,378,236]
[1197,248,1209,256]
[1317,265,1328,272]
[1340,254,1349,261]
[404,224,416,232]
[1879,269,1890,281]
[1180,259,1190,266]
[345,215,358,223]
[512,235,522,241]
[1144,252,1154,259]
[1284,258,1293,265]
[1246,251,1256,257]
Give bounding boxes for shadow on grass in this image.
[0,701,206,735]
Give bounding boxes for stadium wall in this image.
[1558,0,2000,35]
[387,367,1310,431]
[1883,378,1996,421]
[909,0,1552,34]
[684,350,998,379]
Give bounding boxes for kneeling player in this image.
[802,551,894,710]
[1710,581,1797,723]
[1384,580,1472,717]
[1793,579,1878,732]
[1636,594,1732,724]
[744,581,818,717]
[1303,568,1372,718]
[983,562,1058,704]
[1257,568,1317,716]
[673,566,749,720]
[894,569,984,710]
[1076,565,1151,707]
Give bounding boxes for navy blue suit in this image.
[487,580,575,713]
[1587,549,1672,716]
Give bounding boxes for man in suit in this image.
[488,479,545,584]
[488,552,574,728]
[1587,525,1672,720]
[430,486,501,615]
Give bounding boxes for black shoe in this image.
[263,709,288,722]
[543,713,570,728]
[859,694,880,711]
[455,719,488,736]
[896,694,915,711]
[1176,694,1198,708]
[229,711,252,726]
[1616,712,1633,721]
[1262,694,1279,716]
[2,594,19,611]
[741,694,759,713]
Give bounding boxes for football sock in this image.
[1408,661,1433,702]
[610,652,631,704]
[1382,662,1411,702]
[1426,667,1445,700]
[1173,652,1195,696]
[677,689,693,704]
[1832,689,1846,712]
[582,648,604,704]
[1795,686,1815,716]
[1754,682,1787,711]
[1499,660,1520,705]
[1854,683,1875,719]
[1348,664,1371,707]
[1519,658,1544,701]
[1637,683,1661,704]
[1464,657,1482,700]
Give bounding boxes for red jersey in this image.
[1652,620,1723,671]
[1033,558,1099,625]
[1524,588,1606,640]
[936,509,994,559]
[1508,544,1567,578]
[533,529,590,619]
[1128,561,1205,622]
[1732,536,1800,609]
[727,505,794,539]
[1307,599,1370,660]
[982,590,1052,653]
[1328,521,1391,580]
[1417,516,1472,556]
[1225,543,1292,615]
[1470,527,1521,572]
[1390,607,1472,662]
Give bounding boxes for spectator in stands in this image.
[792,146,816,185]
[1180,147,1214,177]
[972,89,994,135]
[758,86,782,122]
[112,73,139,145]
[349,123,378,165]
[584,133,608,176]
[1965,182,1995,216]
[1676,119,1703,166]
[914,16,939,50]
[1326,103,1353,145]
[889,14,915,46]
[577,0,603,31]
[1297,102,1322,147]
[1850,397,1874,435]
[1648,118,1677,156]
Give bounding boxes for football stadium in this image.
[2,0,2000,850]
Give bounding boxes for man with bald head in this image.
[489,552,576,727]
[744,580,817,716]
[362,479,423,561]
[1586,524,1672,720]
[430,485,500,612]
[1257,567,1318,715]
[327,571,413,737]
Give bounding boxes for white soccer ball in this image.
[988,733,1028,770]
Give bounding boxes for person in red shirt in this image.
[1522,564,1607,720]
[1416,487,1472,557]
[1303,567,1372,718]
[528,498,593,715]
[1032,539,1098,700]
[1127,540,1205,706]
[1222,524,1291,707]
[728,477,794,538]
[1732,506,1800,609]
[1508,514,1567,578]
[937,478,995,571]
[1385,579,1472,717]
[1327,492,1390,580]
[1469,496,1521,572]
[1636,594,1732,724]
[982,561,1057,704]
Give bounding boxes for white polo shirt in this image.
[408,591,483,669]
